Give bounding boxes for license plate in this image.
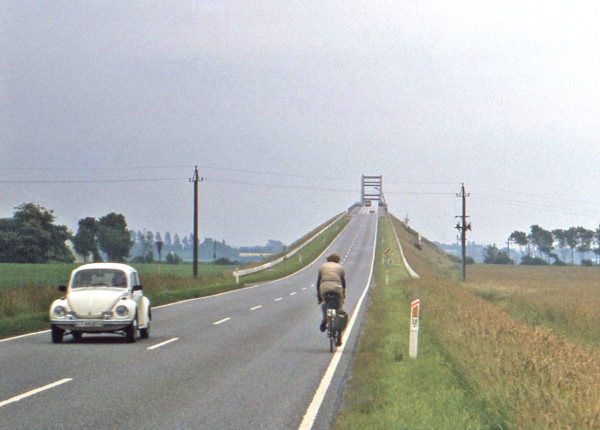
[76,320,103,327]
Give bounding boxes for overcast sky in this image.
[2,1,600,248]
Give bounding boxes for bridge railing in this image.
[233,212,348,283]
[388,214,420,279]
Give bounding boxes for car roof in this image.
[72,263,137,274]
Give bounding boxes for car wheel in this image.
[72,331,83,342]
[140,309,151,339]
[125,318,137,343]
[51,325,64,344]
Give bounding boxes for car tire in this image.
[72,331,83,342]
[51,325,64,344]
[140,309,151,339]
[125,318,137,343]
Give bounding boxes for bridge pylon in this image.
[361,175,386,208]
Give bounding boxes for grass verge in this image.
[334,216,493,429]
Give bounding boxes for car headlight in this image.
[53,306,67,318]
[115,305,129,317]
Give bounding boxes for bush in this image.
[214,257,236,265]
[166,252,183,265]
[520,255,548,266]
[482,244,513,265]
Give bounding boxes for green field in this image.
[0,262,230,289]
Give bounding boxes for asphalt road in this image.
[0,208,378,430]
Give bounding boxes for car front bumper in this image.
[51,318,133,332]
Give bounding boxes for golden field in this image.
[464,264,600,351]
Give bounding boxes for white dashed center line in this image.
[147,337,179,350]
[250,305,262,311]
[213,317,231,325]
[0,378,73,409]
[274,298,283,302]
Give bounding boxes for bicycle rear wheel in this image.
[328,319,335,352]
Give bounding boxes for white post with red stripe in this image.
[409,299,420,359]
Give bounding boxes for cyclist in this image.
[316,252,346,346]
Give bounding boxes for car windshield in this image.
[71,269,128,289]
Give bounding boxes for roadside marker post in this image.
[409,299,420,359]
[382,247,391,264]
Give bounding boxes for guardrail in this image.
[233,212,348,283]
[388,214,420,279]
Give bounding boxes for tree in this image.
[552,229,568,263]
[144,231,154,256]
[565,227,579,265]
[509,231,529,256]
[575,226,594,264]
[0,225,19,262]
[173,233,182,250]
[96,213,134,262]
[73,217,100,262]
[528,225,553,262]
[483,244,513,264]
[594,226,600,264]
[1,203,74,263]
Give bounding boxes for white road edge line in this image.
[213,317,231,325]
[147,337,179,350]
[250,305,262,311]
[0,330,49,343]
[298,213,378,430]
[0,378,73,409]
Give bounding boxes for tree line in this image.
[129,230,197,263]
[0,203,134,263]
[484,224,600,265]
[1,202,281,265]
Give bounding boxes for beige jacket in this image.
[316,261,346,300]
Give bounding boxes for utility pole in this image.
[189,166,203,277]
[455,183,471,281]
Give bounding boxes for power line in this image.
[474,194,600,219]
[0,178,187,184]
[0,163,351,182]
[0,165,191,172]
[473,184,600,206]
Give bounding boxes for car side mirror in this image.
[132,285,143,292]
[58,285,67,292]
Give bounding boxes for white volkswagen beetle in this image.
[50,263,151,343]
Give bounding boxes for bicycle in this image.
[324,292,345,352]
